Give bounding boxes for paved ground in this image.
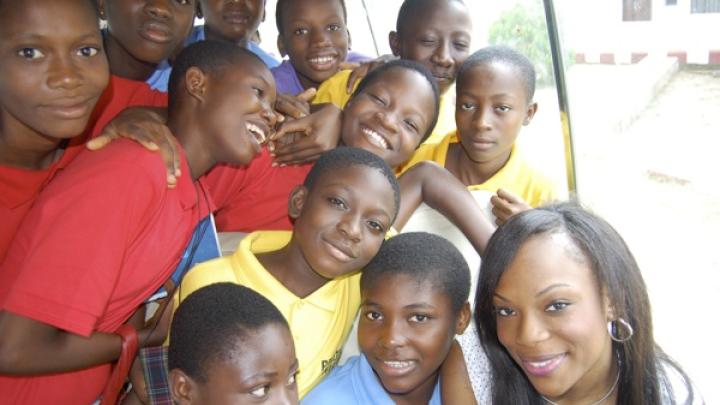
[568,65,720,403]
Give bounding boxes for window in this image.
[623,0,652,21]
[691,0,720,13]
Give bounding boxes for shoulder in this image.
[248,42,280,68]
[179,256,237,302]
[314,70,353,108]
[302,356,361,404]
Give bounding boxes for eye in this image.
[327,24,341,32]
[420,37,437,45]
[365,311,382,321]
[18,47,44,60]
[546,301,570,312]
[253,87,264,97]
[175,0,191,5]
[496,105,511,113]
[287,371,297,386]
[403,119,419,133]
[368,93,386,106]
[328,196,347,210]
[494,306,516,317]
[460,102,476,111]
[249,385,269,398]
[366,220,385,233]
[77,46,100,57]
[293,27,309,36]
[409,314,430,323]
[453,41,470,51]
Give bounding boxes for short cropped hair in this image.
[395,0,466,36]
[361,232,470,312]
[303,147,401,222]
[458,45,537,102]
[351,60,440,144]
[275,0,347,35]
[168,40,265,113]
[168,283,289,382]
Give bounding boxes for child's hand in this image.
[86,106,180,189]
[490,188,532,225]
[275,88,316,120]
[342,55,399,94]
[268,104,342,166]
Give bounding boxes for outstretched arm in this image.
[395,161,495,255]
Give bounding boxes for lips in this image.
[223,11,250,25]
[323,238,356,263]
[41,96,96,120]
[360,125,390,150]
[376,358,417,378]
[520,353,565,377]
[138,20,174,44]
[245,121,269,144]
[307,53,339,71]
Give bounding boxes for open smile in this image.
[307,53,339,71]
[360,125,391,150]
[520,353,566,377]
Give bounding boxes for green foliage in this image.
[489,3,572,86]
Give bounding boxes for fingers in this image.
[85,133,116,151]
[271,116,313,141]
[275,92,313,120]
[495,188,523,203]
[346,64,370,94]
[296,87,317,102]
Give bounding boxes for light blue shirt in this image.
[302,354,442,405]
[146,25,280,92]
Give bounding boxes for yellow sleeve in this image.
[312,69,355,109]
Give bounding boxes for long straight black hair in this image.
[475,202,696,405]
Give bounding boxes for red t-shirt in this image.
[0,139,210,404]
[0,75,167,262]
[204,148,313,232]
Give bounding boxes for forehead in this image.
[458,62,529,100]
[314,164,395,205]
[216,57,273,86]
[0,0,97,37]
[282,0,345,22]
[400,0,471,35]
[363,68,436,116]
[363,274,451,308]
[497,233,597,297]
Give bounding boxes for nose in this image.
[374,110,399,134]
[260,99,280,128]
[47,55,82,91]
[144,0,172,20]
[430,40,453,68]
[515,313,550,347]
[310,28,332,48]
[473,106,492,132]
[379,317,407,349]
[276,388,295,405]
[337,212,362,243]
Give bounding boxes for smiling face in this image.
[359,275,466,404]
[493,233,615,403]
[181,324,299,405]
[100,0,195,66]
[455,62,537,168]
[277,0,349,90]
[390,0,472,94]
[291,164,395,280]
[200,0,265,45]
[341,68,436,168]
[201,57,279,166]
[0,0,109,142]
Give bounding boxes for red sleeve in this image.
[0,141,164,337]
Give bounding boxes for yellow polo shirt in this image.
[313,69,456,145]
[399,132,557,207]
[178,231,361,398]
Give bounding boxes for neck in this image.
[0,117,65,169]
[256,238,329,298]
[388,372,439,405]
[446,142,511,186]
[203,26,249,48]
[167,110,210,180]
[295,69,320,91]
[104,35,157,82]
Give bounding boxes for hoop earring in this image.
[607,318,634,342]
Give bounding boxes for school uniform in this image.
[203,149,313,232]
[313,69,457,144]
[178,231,361,398]
[146,26,281,92]
[302,354,442,405]
[272,52,370,96]
[0,75,167,264]
[0,140,212,405]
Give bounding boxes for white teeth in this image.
[384,360,412,369]
[361,127,389,150]
[529,359,553,368]
[246,122,266,143]
[309,56,335,65]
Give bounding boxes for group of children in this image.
[0,0,702,404]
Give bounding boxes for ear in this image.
[454,302,472,335]
[523,102,538,126]
[169,368,196,405]
[389,31,401,56]
[277,35,287,58]
[288,185,308,219]
[185,67,207,103]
